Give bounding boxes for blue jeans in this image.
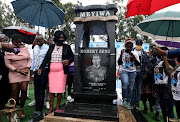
[120,70,136,103]
[34,69,48,112]
[132,72,143,105]
[155,85,174,121]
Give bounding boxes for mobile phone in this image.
[151,46,158,56]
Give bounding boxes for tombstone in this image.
[54,4,119,121]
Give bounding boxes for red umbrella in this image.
[126,0,180,18]
[3,26,37,44]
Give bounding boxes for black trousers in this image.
[34,69,48,112]
[66,74,73,96]
[175,100,180,119]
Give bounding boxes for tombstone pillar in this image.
[54,4,119,121]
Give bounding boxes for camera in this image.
[151,45,158,56]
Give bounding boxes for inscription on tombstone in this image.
[80,48,111,93]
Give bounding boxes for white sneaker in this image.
[69,98,74,103]
[28,100,36,106]
[45,102,50,109]
[67,96,72,101]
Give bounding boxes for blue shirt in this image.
[30,44,49,71]
[167,49,180,58]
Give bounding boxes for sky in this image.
[2,0,180,13]
[2,0,128,7]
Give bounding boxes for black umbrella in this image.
[3,26,37,44]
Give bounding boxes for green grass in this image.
[18,84,178,122]
[139,100,178,122]
[20,83,68,122]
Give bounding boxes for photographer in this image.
[153,47,180,58]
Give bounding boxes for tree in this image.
[0,1,14,32]
[51,0,81,44]
[0,1,32,33]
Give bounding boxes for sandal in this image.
[20,108,25,119]
[46,108,54,115]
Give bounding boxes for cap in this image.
[135,39,143,45]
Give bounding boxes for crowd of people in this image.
[118,38,180,121]
[1,31,180,121]
[0,31,74,119]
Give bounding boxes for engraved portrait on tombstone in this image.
[86,54,107,82]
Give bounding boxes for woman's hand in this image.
[14,69,27,76]
[128,51,134,56]
[37,69,42,75]
[19,70,27,76]
[63,60,69,66]
[128,51,137,62]
[120,49,125,59]
[24,67,30,75]
[121,49,125,55]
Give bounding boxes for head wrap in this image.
[54,30,67,42]
[124,38,133,47]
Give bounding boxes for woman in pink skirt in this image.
[4,34,31,119]
[38,30,74,114]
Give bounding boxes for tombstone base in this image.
[54,102,118,121]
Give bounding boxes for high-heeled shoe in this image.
[19,108,25,119]
[142,107,148,113]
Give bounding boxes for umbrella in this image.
[156,40,180,48]
[11,0,65,28]
[126,0,180,18]
[134,11,180,41]
[3,26,37,44]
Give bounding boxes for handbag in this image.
[69,66,74,75]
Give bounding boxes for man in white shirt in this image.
[30,34,49,118]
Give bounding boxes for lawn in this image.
[20,83,68,122]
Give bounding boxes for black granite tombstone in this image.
[54,4,119,121]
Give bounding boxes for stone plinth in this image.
[42,105,137,122]
[54,102,118,121]
[44,112,115,122]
